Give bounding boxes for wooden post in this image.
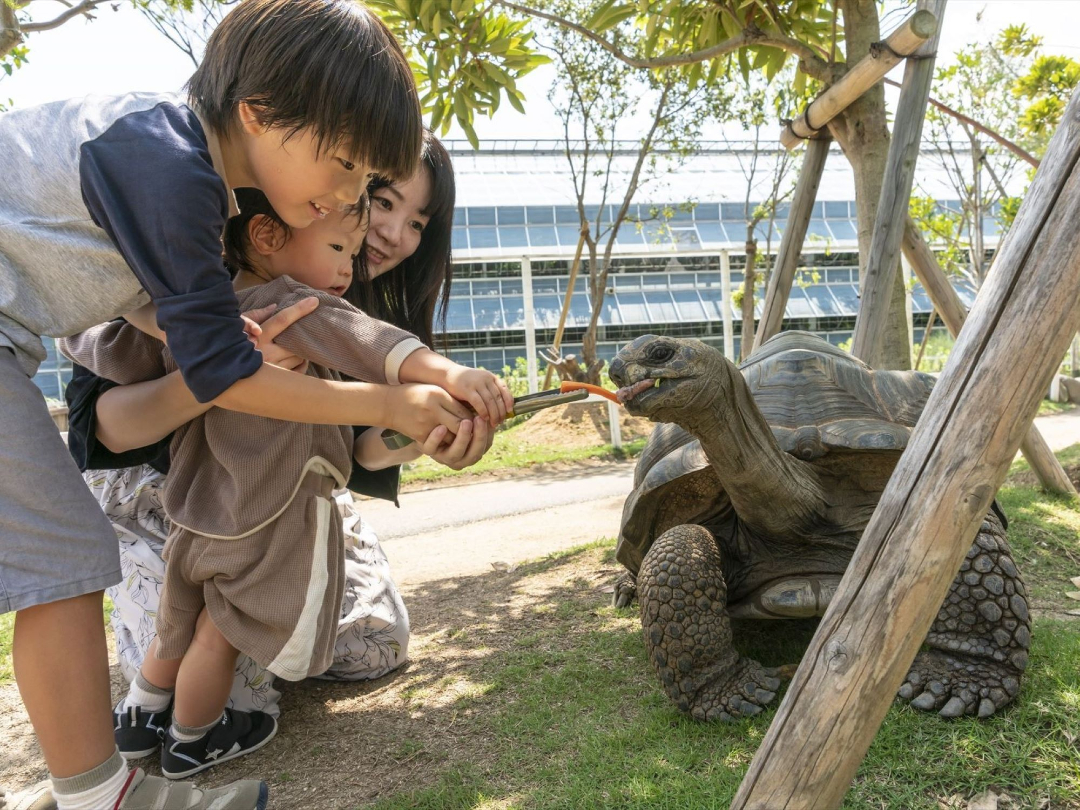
[732,83,1080,809]
[753,137,831,349]
[780,9,938,150]
[541,229,587,389]
[521,256,539,394]
[914,307,936,370]
[850,0,946,368]
[902,216,1077,495]
[720,251,735,360]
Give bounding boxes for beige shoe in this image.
[116,770,268,810]
[0,781,55,810]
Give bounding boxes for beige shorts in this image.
[155,471,345,681]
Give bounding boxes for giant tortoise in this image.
[608,331,1030,722]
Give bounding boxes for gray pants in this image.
[0,348,120,613]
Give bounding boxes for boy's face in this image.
[267,210,367,297]
[239,106,372,229]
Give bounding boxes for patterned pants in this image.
[84,464,409,717]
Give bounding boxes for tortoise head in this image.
[609,335,722,422]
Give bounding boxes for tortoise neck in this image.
[689,355,826,539]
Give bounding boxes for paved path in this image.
[367,411,1080,588]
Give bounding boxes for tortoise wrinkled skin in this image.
[610,332,1030,722]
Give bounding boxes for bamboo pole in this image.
[753,137,831,350]
[780,9,938,150]
[732,82,1080,809]
[850,0,945,367]
[902,216,1077,495]
[541,228,588,389]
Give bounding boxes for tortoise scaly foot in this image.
[899,649,1022,718]
[612,572,637,609]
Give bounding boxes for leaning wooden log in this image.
[753,136,832,351]
[901,215,1077,495]
[732,83,1080,809]
[850,0,945,367]
[780,9,938,150]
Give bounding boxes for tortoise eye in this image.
[647,343,675,363]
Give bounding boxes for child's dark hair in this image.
[346,131,455,348]
[188,0,422,180]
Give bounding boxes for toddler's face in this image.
[268,210,367,297]
[242,115,372,230]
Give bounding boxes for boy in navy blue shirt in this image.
[0,2,509,807]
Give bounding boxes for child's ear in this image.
[237,101,266,136]
[248,215,287,255]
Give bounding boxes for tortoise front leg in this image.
[612,571,637,609]
[639,524,780,721]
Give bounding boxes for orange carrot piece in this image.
[560,381,621,403]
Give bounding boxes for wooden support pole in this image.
[850,0,945,368]
[753,137,832,350]
[521,256,539,394]
[914,307,936,369]
[541,229,587,389]
[902,216,1077,495]
[780,9,938,150]
[720,251,735,360]
[732,83,1080,809]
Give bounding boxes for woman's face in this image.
[365,168,433,279]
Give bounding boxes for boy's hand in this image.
[387,383,473,443]
[243,296,318,373]
[443,365,513,427]
[419,416,494,471]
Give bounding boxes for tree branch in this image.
[20,0,108,33]
[883,76,1039,168]
[1,0,23,59]
[497,0,829,79]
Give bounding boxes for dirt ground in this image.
[0,548,623,809]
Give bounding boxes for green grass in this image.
[400,432,647,484]
[1038,400,1078,416]
[366,447,1080,810]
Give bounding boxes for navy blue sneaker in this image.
[161,708,278,779]
[114,700,171,759]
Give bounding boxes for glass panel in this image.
[641,220,670,247]
[694,203,720,221]
[501,278,523,295]
[497,206,525,225]
[721,202,745,221]
[468,207,496,226]
[472,297,504,329]
[827,331,852,347]
[956,283,978,308]
[695,222,729,243]
[806,220,833,240]
[453,208,466,226]
[804,285,842,316]
[830,284,861,313]
[672,289,706,321]
[448,349,473,365]
[640,273,667,289]
[569,292,593,326]
[498,226,528,248]
[446,298,474,331]
[526,206,554,224]
[645,290,679,322]
[616,291,649,323]
[502,295,525,328]
[532,294,563,328]
[911,290,932,312]
[532,277,558,294]
[451,227,469,251]
[615,226,645,246]
[615,274,642,289]
[474,349,505,371]
[824,201,848,218]
[527,226,558,246]
[669,206,694,222]
[671,228,701,247]
[555,205,579,224]
[775,201,791,221]
[469,227,499,249]
[470,280,500,296]
[668,272,696,289]
[700,287,725,320]
[982,217,1000,237]
[600,296,622,326]
[825,268,852,284]
[828,220,858,241]
[811,201,825,218]
[696,271,721,288]
[556,225,582,247]
[784,287,816,319]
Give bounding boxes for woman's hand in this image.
[442,365,513,427]
[419,415,494,470]
[242,296,319,372]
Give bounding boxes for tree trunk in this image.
[740,239,758,362]
[581,249,604,385]
[830,0,911,370]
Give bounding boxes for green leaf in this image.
[460,117,479,149]
[507,88,525,114]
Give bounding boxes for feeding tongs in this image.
[381,387,589,450]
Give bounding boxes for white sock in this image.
[122,672,172,713]
[51,749,131,810]
[170,713,222,743]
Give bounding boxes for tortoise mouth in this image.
[616,377,657,404]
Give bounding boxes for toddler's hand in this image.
[443,365,512,427]
[419,416,493,471]
[388,383,473,443]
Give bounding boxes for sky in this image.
[4,0,1080,143]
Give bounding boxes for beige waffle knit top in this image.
[60,275,425,539]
